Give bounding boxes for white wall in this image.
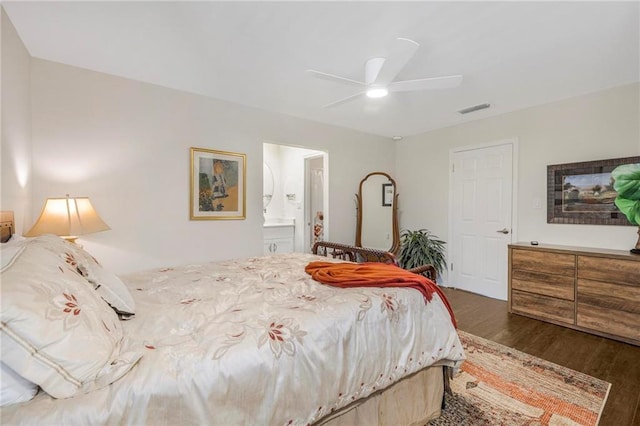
[1,8,32,234]
[27,59,395,273]
[8,7,635,274]
[396,83,640,255]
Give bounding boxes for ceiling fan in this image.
[306,37,463,108]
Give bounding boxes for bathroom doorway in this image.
[263,143,328,253]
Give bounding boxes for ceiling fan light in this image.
[366,87,388,99]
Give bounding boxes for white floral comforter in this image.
[2,253,464,425]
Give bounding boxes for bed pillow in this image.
[0,239,142,399]
[72,246,136,319]
[1,243,26,270]
[28,235,136,319]
[0,362,38,407]
[2,234,26,245]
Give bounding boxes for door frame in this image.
[304,153,329,252]
[446,138,519,288]
[263,141,328,253]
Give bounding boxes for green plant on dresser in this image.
[612,163,640,253]
[397,229,447,278]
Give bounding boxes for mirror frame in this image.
[355,172,400,254]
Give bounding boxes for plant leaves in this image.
[612,163,640,224]
[398,228,447,275]
[612,163,640,200]
[615,197,640,226]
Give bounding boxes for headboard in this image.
[1,211,15,243]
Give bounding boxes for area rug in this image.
[428,331,611,426]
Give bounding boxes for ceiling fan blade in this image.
[374,37,420,85]
[389,75,463,92]
[306,69,365,87]
[323,92,365,108]
[365,58,386,85]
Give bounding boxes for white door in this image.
[450,142,515,300]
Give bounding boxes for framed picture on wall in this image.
[382,183,394,207]
[547,155,640,225]
[190,147,246,220]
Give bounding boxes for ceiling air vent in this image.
[458,103,491,115]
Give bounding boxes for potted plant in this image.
[397,229,447,278]
[612,163,640,253]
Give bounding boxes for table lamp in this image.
[25,194,110,243]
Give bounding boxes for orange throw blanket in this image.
[305,261,457,328]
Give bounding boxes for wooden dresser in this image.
[508,242,640,346]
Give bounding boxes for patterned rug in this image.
[428,331,611,426]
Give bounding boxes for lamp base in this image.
[62,236,78,244]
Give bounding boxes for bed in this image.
[0,214,464,425]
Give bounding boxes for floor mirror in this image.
[355,172,400,253]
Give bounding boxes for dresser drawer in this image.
[511,290,575,325]
[511,269,574,300]
[511,249,575,276]
[577,302,640,342]
[578,256,640,286]
[577,278,640,314]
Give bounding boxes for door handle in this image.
[496,228,510,234]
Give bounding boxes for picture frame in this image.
[382,183,393,207]
[190,147,246,220]
[547,156,640,226]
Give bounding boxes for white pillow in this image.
[0,362,38,407]
[27,235,136,319]
[1,244,26,270]
[72,248,136,319]
[1,234,27,247]
[0,239,142,399]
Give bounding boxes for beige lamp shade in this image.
[25,195,110,241]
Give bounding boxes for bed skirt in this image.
[316,365,444,426]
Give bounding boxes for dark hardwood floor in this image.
[441,287,640,426]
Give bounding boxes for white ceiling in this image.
[4,1,639,139]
